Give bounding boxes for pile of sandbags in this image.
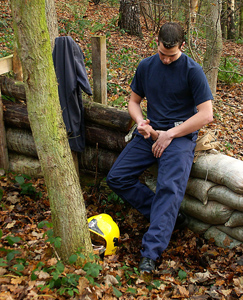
[181,153,243,248]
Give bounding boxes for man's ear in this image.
[156,37,159,45]
[180,41,185,50]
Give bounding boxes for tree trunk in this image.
[227,0,236,40]
[11,0,93,263]
[203,0,223,97]
[239,0,243,38]
[45,0,59,51]
[190,0,198,24]
[221,0,228,39]
[118,0,142,37]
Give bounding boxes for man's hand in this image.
[152,130,173,158]
[137,119,153,139]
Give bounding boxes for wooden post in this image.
[0,55,13,75]
[0,90,9,171]
[91,36,107,105]
[13,45,23,81]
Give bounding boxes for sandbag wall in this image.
[146,154,243,249]
[0,76,133,177]
[181,153,243,248]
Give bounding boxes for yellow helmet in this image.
[88,214,120,256]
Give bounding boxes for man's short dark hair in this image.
[158,22,185,49]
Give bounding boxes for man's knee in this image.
[106,170,119,190]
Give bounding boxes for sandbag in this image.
[181,195,233,225]
[204,226,242,248]
[225,211,243,227]
[186,178,216,205]
[186,215,211,234]
[190,153,243,194]
[208,186,243,212]
[217,226,243,243]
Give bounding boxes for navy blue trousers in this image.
[106,133,196,261]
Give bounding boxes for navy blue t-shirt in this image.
[130,53,213,130]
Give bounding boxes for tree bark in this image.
[240,1,243,38]
[45,0,59,51]
[118,0,142,37]
[227,0,236,40]
[11,0,93,263]
[203,0,223,97]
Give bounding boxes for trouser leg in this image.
[141,136,196,261]
[106,135,156,220]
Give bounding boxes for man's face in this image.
[157,42,183,65]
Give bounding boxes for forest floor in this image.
[0,1,243,299]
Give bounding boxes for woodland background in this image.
[0,0,243,299]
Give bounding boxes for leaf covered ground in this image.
[0,0,243,299]
[0,173,243,299]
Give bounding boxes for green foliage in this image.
[14,175,42,198]
[109,95,128,108]
[5,235,21,246]
[113,286,123,297]
[225,142,234,151]
[178,269,187,281]
[218,57,243,84]
[126,287,137,294]
[236,38,243,45]
[107,191,124,205]
[0,230,22,274]
[0,3,13,58]
[33,250,102,296]
[38,221,62,248]
[83,261,103,284]
[0,188,3,201]
[10,258,28,276]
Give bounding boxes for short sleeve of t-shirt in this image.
[130,53,213,127]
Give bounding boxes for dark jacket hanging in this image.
[52,36,92,152]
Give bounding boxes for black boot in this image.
[138,257,156,273]
[174,211,188,230]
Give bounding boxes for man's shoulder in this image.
[139,54,159,67]
[180,53,202,70]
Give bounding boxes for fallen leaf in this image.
[0,267,7,276]
[105,274,119,287]
[38,270,50,279]
[77,276,89,294]
[190,270,214,283]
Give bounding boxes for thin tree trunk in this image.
[119,0,142,37]
[203,0,223,97]
[227,0,236,39]
[11,0,93,263]
[240,1,243,38]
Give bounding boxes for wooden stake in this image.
[91,36,107,105]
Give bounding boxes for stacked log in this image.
[181,153,243,248]
[1,76,133,176]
